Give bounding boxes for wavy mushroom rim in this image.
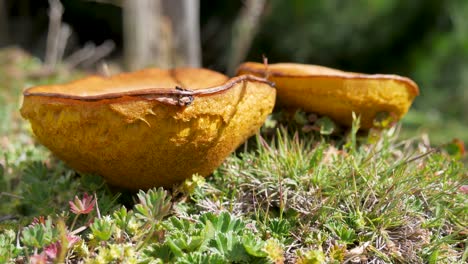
[23,74,275,104]
[237,64,420,96]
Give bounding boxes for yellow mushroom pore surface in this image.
[21,68,276,189]
[237,62,418,129]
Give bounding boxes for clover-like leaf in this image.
[90,216,115,241]
[208,232,250,263]
[316,116,336,135]
[198,212,245,235]
[134,188,172,223]
[175,252,225,264]
[242,233,268,258]
[268,218,291,239]
[21,217,58,248]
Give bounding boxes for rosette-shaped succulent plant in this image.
[21,68,276,189]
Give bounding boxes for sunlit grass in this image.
[194,124,467,263]
[0,49,466,263]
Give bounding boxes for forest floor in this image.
[0,47,466,263]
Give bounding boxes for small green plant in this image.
[0,229,20,262]
[191,120,467,263]
[1,118,466,263]
[0,50,466,263]
[1,185,284,263]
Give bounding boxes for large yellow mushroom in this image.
[237,62,419,129]
[21,68,276,189]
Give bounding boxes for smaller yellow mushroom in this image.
[21,68,276,189]
[237,62,419,129]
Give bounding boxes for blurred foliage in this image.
[200,1,242,70]
[243,0,468,143]
[201,0,468,141]
[404,0,468,142]
[408,0,468,121]
[250,0,440,73]
[2,0,468,143]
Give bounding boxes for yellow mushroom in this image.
[237,62,419,129]
[21,68,276,189]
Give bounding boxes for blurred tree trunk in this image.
[45,0,72,69]
[162,0,201,67]
[123,0,201,70]
[227,0,266,75]
[123,0,162,70]
[0,0,9,46]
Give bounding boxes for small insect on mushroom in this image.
[175,86,194,106]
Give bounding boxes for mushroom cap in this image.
[237,62,419,129]
[21,68,276,189]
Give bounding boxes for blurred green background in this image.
[207,0,468,144]
[1,0,468,144]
